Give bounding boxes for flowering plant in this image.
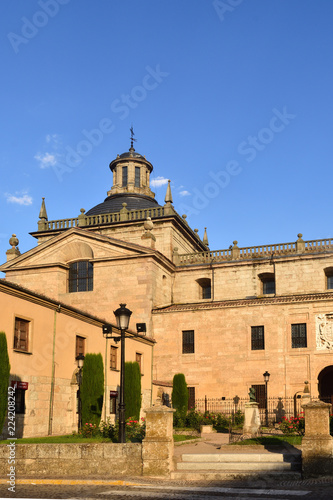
[279,413,305,435]
[79,422,99,437]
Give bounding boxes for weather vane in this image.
[130,125,137,149]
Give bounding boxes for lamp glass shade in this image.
[76,353,85,368]
[114,303,132,330]
[263,371,270,382]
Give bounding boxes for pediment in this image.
[0,228,154,271]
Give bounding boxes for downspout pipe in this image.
[48,305,60,435]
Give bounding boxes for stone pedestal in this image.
[302,400,333,478]
[243,402,261,436]
[142,405,175,477]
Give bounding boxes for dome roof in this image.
[85,194,161,216]
[118,149,145,159]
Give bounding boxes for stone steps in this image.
[171,452,302,480]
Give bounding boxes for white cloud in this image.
[150,176,169,188]
[46,133,61,146]
[34,152,57,169]
[5,192,33,206]
[179,190,191,196]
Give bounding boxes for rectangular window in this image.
[110,395,117,414]
[16,389,25,414]
[263,280,275,294]
[14,318,29,352]
[122,166,128,187]
[292,323,307,348]
[75,336,85,358]
[69,261,93,292]
[327,275,333,289]
[202,285,211,299]
[136,352,143,374]
[252,384,266,409]
[188,387,195,410]
[251,326,265,350]
[182,330,194,354]
[110,346,118,370]
[135,166,140,187]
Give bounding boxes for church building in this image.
[1,135,333,436]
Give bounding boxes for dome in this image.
[85,193,161,216]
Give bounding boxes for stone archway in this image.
[318,365,333,404]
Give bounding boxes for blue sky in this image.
[1,0,333,269]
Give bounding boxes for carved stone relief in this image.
[316,313,333,350]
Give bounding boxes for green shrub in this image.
[81,353,104,427]
[172,374,188,417]
[124,362,141,420]
[0,333,10,434]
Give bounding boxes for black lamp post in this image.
[113,304,132,443]
[263,370,270,427]
[76,353,85,432]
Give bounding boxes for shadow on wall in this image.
[0,376,25,439]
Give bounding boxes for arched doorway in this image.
[318,365,333,404]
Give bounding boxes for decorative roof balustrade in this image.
[175,235,333,266]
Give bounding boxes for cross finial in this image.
[130,125,137,150]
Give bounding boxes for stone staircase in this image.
[171,452,302,480]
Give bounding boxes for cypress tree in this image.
[81,353,104,426]
[172,373,188,416]
[124,361,141,420]
[0,333,11,434]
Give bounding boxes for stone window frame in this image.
[324,267,333,290]
[258,272,275,295]
[110,345,118,371]
[75,335,85,359]
[196,278,211,300]
[135,166,140,187]
[122,166,128,187]
[136,352,143,375]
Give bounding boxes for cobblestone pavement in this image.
[1,477,333,499]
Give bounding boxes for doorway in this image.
[318,365,333,404]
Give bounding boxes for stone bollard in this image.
[142,405,175,477]
[302,400,333,478]
[243,402,261,436]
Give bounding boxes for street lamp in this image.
[76,353,85,432]
[263,371,270,427]
[113,304,132,443]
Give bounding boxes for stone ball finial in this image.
[122,203,128,208]
[9,234,19,249]
[182,214,187,220]
[80,208,85,214]
[297,233,303,239]
[144,217,154,232]
[233,240,238,246]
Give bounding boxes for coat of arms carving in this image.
[316,313,333,350]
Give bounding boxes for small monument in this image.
[243,387,261,436]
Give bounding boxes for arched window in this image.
[259,272,275,295]
[197,278,211,299]
[69,261,93,292]
[324,267,333,290]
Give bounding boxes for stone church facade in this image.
[1,139,333,434]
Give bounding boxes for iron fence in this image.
[195,396,305,424]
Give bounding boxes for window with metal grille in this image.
[135,166,140,187]
[252,384,266,408]
[188,387,195,410]
[251,326,265,350]
[136,352,143,374]
[122,166,128,187]
[292,323,307,348]
[182,330,194,354]
[75,335,85,358]
[69,261,93,292]
[14,318,29,352]
[110,346,118,370]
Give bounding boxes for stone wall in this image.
[0,443,142,477]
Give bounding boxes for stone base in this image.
[302,435,333,478]
[243,402,261,436]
